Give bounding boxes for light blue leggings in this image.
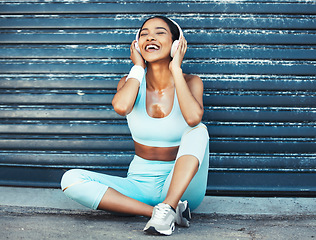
[61,124,209,211]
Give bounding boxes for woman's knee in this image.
[177,123,209,167]
[183,123,209,140]
[60,169,85,191]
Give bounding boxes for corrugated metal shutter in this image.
[0,0,315,195]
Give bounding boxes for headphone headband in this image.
[136,18,182,41]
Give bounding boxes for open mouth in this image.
[145,44,160,52]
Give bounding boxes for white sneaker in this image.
[143,203,176,235]
[176,200,191,227]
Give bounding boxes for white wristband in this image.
[126,65,145,84]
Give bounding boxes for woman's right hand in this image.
[130,40,146,69]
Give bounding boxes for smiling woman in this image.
[61,16,209,236]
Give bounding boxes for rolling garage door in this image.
[0,0,315,196]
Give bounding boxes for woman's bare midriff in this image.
[134,141,179,161]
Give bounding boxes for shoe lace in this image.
[154,204,171,220]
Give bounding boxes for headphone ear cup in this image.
[170,40,180,58]
[135,41,141,55]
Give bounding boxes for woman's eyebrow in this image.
[140,27,168,32]
[155,27,168,31]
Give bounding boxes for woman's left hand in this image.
[169,36,187,73]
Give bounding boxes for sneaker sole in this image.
[144,223,175,236]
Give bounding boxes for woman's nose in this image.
[146,35,156,41]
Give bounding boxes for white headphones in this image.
[134,18,183,58]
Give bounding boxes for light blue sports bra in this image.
[126,75,188,147]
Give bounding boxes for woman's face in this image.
[138,18,173,62]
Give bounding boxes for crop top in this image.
[126,75,188,147]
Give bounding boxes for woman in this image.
[61,16,209,236]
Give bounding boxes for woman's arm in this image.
[169,37,204,127]
[112,41,146,116]
[112,76,140,116]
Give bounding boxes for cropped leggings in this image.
[61,123,209,211]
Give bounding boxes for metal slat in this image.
[207,171,316,196]
[210,153,316,169]
[1,60,315,75]
[0,107,314,122]
[0,91,315,106]
[1,14,315,30]
[1,2,316,14]
[1,29,315,44]
[0,122,315,137]
[0,137,314,153]
[0,152,133,166]
[203,75,316,91]
[0,138,134,151]
[204,94,316,107]
[0,74,119,89]
[208,123,316,137]
[1,74,315,90]
[0,108,123,120]
[0,166,128,188]
[1,152,315,170]
[204,107,316,122]
[0,122,130,135]
[0,93,115,105]
[210,137,316,153]
[1,45,315,60]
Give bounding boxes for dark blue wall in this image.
[0,0,315,196]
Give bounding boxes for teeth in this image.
[146,44,159,50]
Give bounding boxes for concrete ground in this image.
[1,186,316,239]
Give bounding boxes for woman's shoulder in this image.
[184,73,201,81]
[183,73,203,86]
